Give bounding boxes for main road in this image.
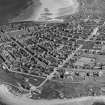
[36,26,99,89]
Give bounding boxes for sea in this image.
[32,0,79,21]
[0,0,80,23]
[11,0,79,22]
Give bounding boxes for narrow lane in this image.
[36,26,99,89]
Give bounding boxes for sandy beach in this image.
[0,84,105,105]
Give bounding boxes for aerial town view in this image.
[1,0,105,105]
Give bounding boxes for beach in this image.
[0,84,105,105]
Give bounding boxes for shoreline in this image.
[0,84,105,105]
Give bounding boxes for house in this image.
[74,57,95,68]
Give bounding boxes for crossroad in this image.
[0,25,100,92]
[36,26,99,89]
